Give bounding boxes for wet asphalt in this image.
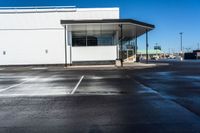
[0,62,200,133]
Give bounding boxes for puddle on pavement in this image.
[75,91,128,95]
[185,76,200,81]
[156,71,174,77]
[137,86,159,94]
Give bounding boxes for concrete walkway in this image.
[65,62,169,70]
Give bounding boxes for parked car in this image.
[168,55,176,59]
[151,55,159,60]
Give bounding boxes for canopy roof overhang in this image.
[61,19,155,40]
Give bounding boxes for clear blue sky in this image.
[0,0,200,52]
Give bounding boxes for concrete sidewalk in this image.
[65,62,169,70]
[0,62,169,71]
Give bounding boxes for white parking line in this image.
[70,75,84,94]
[31,67,48,70]
[0,81,28,93]
[0,78,38,93]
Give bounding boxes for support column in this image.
[135,32,138,55]
[120,24,123,66]
[69,32,72,66]
[115,31,119,60]
[64,25,67,67]
[116,24,123,67]
[146,29,149,64]
[135,35,138,62]
[67,30,72,66]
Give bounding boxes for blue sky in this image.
[0,0,200,52]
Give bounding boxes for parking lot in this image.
[0,62,200,133]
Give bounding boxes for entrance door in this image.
[124,49,135,62]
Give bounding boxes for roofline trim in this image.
[60,19,155,29]
[0,6,76,10]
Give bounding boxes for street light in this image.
[180,32,183,54]
[155,43,158,56]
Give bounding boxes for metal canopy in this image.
[61,19,155,65]
[60,19,155,40]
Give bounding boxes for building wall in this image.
[0,7,119,65]
[0,29,65,65]
[72,46,117,62]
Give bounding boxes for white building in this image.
[0,6,154,66]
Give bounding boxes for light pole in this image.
[180,32,183,54]
[155,43,158,57]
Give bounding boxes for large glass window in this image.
[97,34,114,46]
[72,30,115,47]
[72,31,87,46]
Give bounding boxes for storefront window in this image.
[72,30,115,46]
[72,31,87,46]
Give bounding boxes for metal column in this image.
[135,30,138,57]
[64,25,67,67]
[119,24,123,66]
[116,31,120,60]
[146,29,149,64]
[70,33,72,66]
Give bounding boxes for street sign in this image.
[154,46,161,50]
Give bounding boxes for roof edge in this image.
[61,19,155,29]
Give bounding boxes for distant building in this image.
[137,49,164,59]
[184,50,200,60]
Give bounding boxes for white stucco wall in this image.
[0,7,119,65]
[72,46,117,62]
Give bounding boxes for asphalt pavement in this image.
[0,62,200,133]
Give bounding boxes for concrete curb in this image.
[0,63,170,71]
[64,63,169,70]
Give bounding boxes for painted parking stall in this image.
[0,68,131,97]
[0,62,200,132]
[0,70,83,97]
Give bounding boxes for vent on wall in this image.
[45,49,48,54]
